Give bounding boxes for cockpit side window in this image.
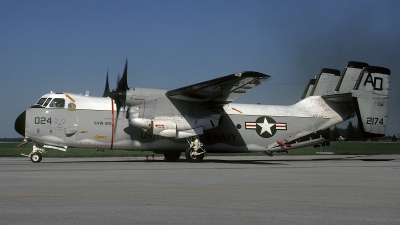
[49,98,65,108]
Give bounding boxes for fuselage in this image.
[15,91,348,154]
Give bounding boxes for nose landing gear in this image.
[18,140,49,163]
[30,152,43,163]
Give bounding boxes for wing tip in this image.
[239,71,270,78]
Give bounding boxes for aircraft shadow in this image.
[37,155,395,165]
[39,158,291,165]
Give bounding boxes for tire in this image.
[185,148,204,163]
[164,152,181,162]
[30,153,42,163]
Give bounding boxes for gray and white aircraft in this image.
[15,61,391,163]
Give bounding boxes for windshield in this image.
[33,97,66,108]
[43,98,52,106]
[36,98,47,106]
[34,97,54,108]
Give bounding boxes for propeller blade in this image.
[102,71,110,97]
[117,60,128,92]
[116,72,120,91]
[108,59,129,135]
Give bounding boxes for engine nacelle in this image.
[151,119,177,136]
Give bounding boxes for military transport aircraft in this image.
[15,60,391,163]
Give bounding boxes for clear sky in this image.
[1,0,400,138]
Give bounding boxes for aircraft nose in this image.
[15,111,26,136]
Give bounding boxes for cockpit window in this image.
[34,98,52,107]
[33,97,60,108]
[49,98,65,108]
[36,98,47,106]
[43,98,52,107]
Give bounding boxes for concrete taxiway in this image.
[1,155,400,225]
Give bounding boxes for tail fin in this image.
[301,78,316,99]
[352,66,391,137]
[301,68,340,99]
[335,61,369,94]
[312,61,391,138]
[310,68,341,96]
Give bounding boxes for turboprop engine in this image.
[130,115,220,139]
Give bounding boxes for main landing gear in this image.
[185,136,206,162]
[163,136,207,162]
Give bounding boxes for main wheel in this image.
[30,153,42,163]
[185,148,204,162]
[164,152,181,162]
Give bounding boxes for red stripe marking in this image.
[245,123,257,129]
[276,124,287,130]
[110,99,114,150]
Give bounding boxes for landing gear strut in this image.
[185,136,206,162]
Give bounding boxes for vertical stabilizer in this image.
[310,68,341,96]
[352,66,391,137]
[335,61,369,94]
[301,78,316,99]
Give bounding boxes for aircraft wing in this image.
[166,71,270,103]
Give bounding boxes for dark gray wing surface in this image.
[166,71,270,103]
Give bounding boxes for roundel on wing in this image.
[255,116,277,138]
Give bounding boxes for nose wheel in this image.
[30,153,42,163]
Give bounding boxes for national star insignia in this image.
[257,117,275,135]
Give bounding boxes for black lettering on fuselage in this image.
[200,133,237,142]
[94,121,112,126]
[140,132,169,140]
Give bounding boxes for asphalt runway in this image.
[1,155,400,225]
